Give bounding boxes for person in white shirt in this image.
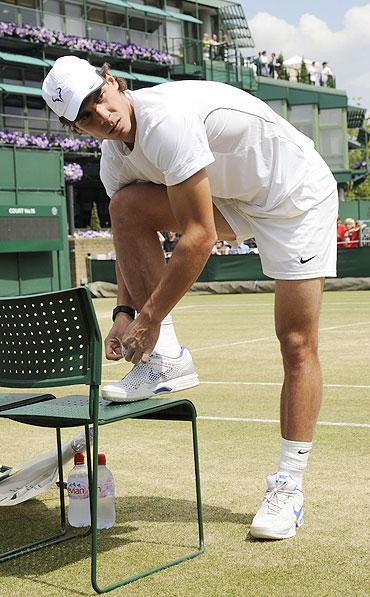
[321,62,333,87]
[308,61,321,86]
[42,56,338,541]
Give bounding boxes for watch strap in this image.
[112,305,135,321]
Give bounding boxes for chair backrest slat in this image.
[0,288,101,389]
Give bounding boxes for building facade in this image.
[0,0,366,226]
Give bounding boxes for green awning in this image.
[0,51,48,67]
[333,170,352,183]
[0,83,42,96]
[126,1,168,17]
[166,11,202,24]
[91,0,129,9]
[133,72,169,83]
[109,68,137,80]
[185,0,229,6]
[124,2,202,23]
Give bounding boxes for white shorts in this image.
[212,188,338,280]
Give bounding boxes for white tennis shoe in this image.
[250,472,304,540]
[102,347,199,402]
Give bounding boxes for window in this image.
[0,3,18,23]
[65,2,84,35]
[319,108,345,169]
[87,21,107,40]
[44,10,63,30]
[107,24,126,43]
[43,0,84,34]
[1,66,23,85]
[49,108,64,133]
[288,104,314,140]
[25,68,43,88]
[43,0,60,13]
[106,11,125,26]
[27,97,47,132]
[3,96,25,131]
[266,100,285,118]
[88,6,104,22]
[0,0,38,23]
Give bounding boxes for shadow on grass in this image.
[0,494,251,577]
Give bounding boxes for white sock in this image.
[153,315,182,358]
[278,438,312,487]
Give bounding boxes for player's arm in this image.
[104,260,136,360]
[145,168,217,318]
[120,168,217,363]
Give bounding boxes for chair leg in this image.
[0,427,90,563]
[56,427,66,531]
[91,416,204,594]
[192,416,205,554]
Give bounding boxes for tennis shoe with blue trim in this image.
[250,472,304,540]
[102,347,199,402]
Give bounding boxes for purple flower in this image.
[0,20,173,65]
[64,162,83,182]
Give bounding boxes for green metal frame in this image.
[0,287,204,592]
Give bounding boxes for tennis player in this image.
[42,56,338,540]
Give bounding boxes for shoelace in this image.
[264,481,294,515]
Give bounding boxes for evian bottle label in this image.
[67,480,89,499]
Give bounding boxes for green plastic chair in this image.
[0,287,204,593]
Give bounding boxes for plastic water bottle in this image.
[67,452,91,527]
[97,453,116,529]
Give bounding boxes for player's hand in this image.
[119,314,160,364]
[104,314,133,361]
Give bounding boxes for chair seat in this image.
[0,393,55,412]
[0,395,197,428]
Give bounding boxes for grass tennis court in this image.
[1,290,369,596]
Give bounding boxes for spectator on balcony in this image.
[343,218,359,248]
[269,53,280,79]
[209,33,220,60]
[202,33,210,60]
[336,217,346,248]
[259,50,269,77]
[254,52,262,75]
[321,62,333,87]
[308,61,320,86]
[219,33,229,62]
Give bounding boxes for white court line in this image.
[97,301,370,319]
[200,380,370,389]
[198,415,370,429]
[190,320,370,354]
[101,378,370,390]
[173,301,370,312]
[101,319,370,365]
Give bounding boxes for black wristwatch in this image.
[112,305,136,322]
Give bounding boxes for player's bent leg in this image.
[105,183,228,401]
[108,183,236,310]
[250,278,324,539]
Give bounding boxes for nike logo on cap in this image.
[298,450,310,454]
[300,255,316,264]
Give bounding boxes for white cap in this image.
[42,56,105,122]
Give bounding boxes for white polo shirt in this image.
[100,80,336,217]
